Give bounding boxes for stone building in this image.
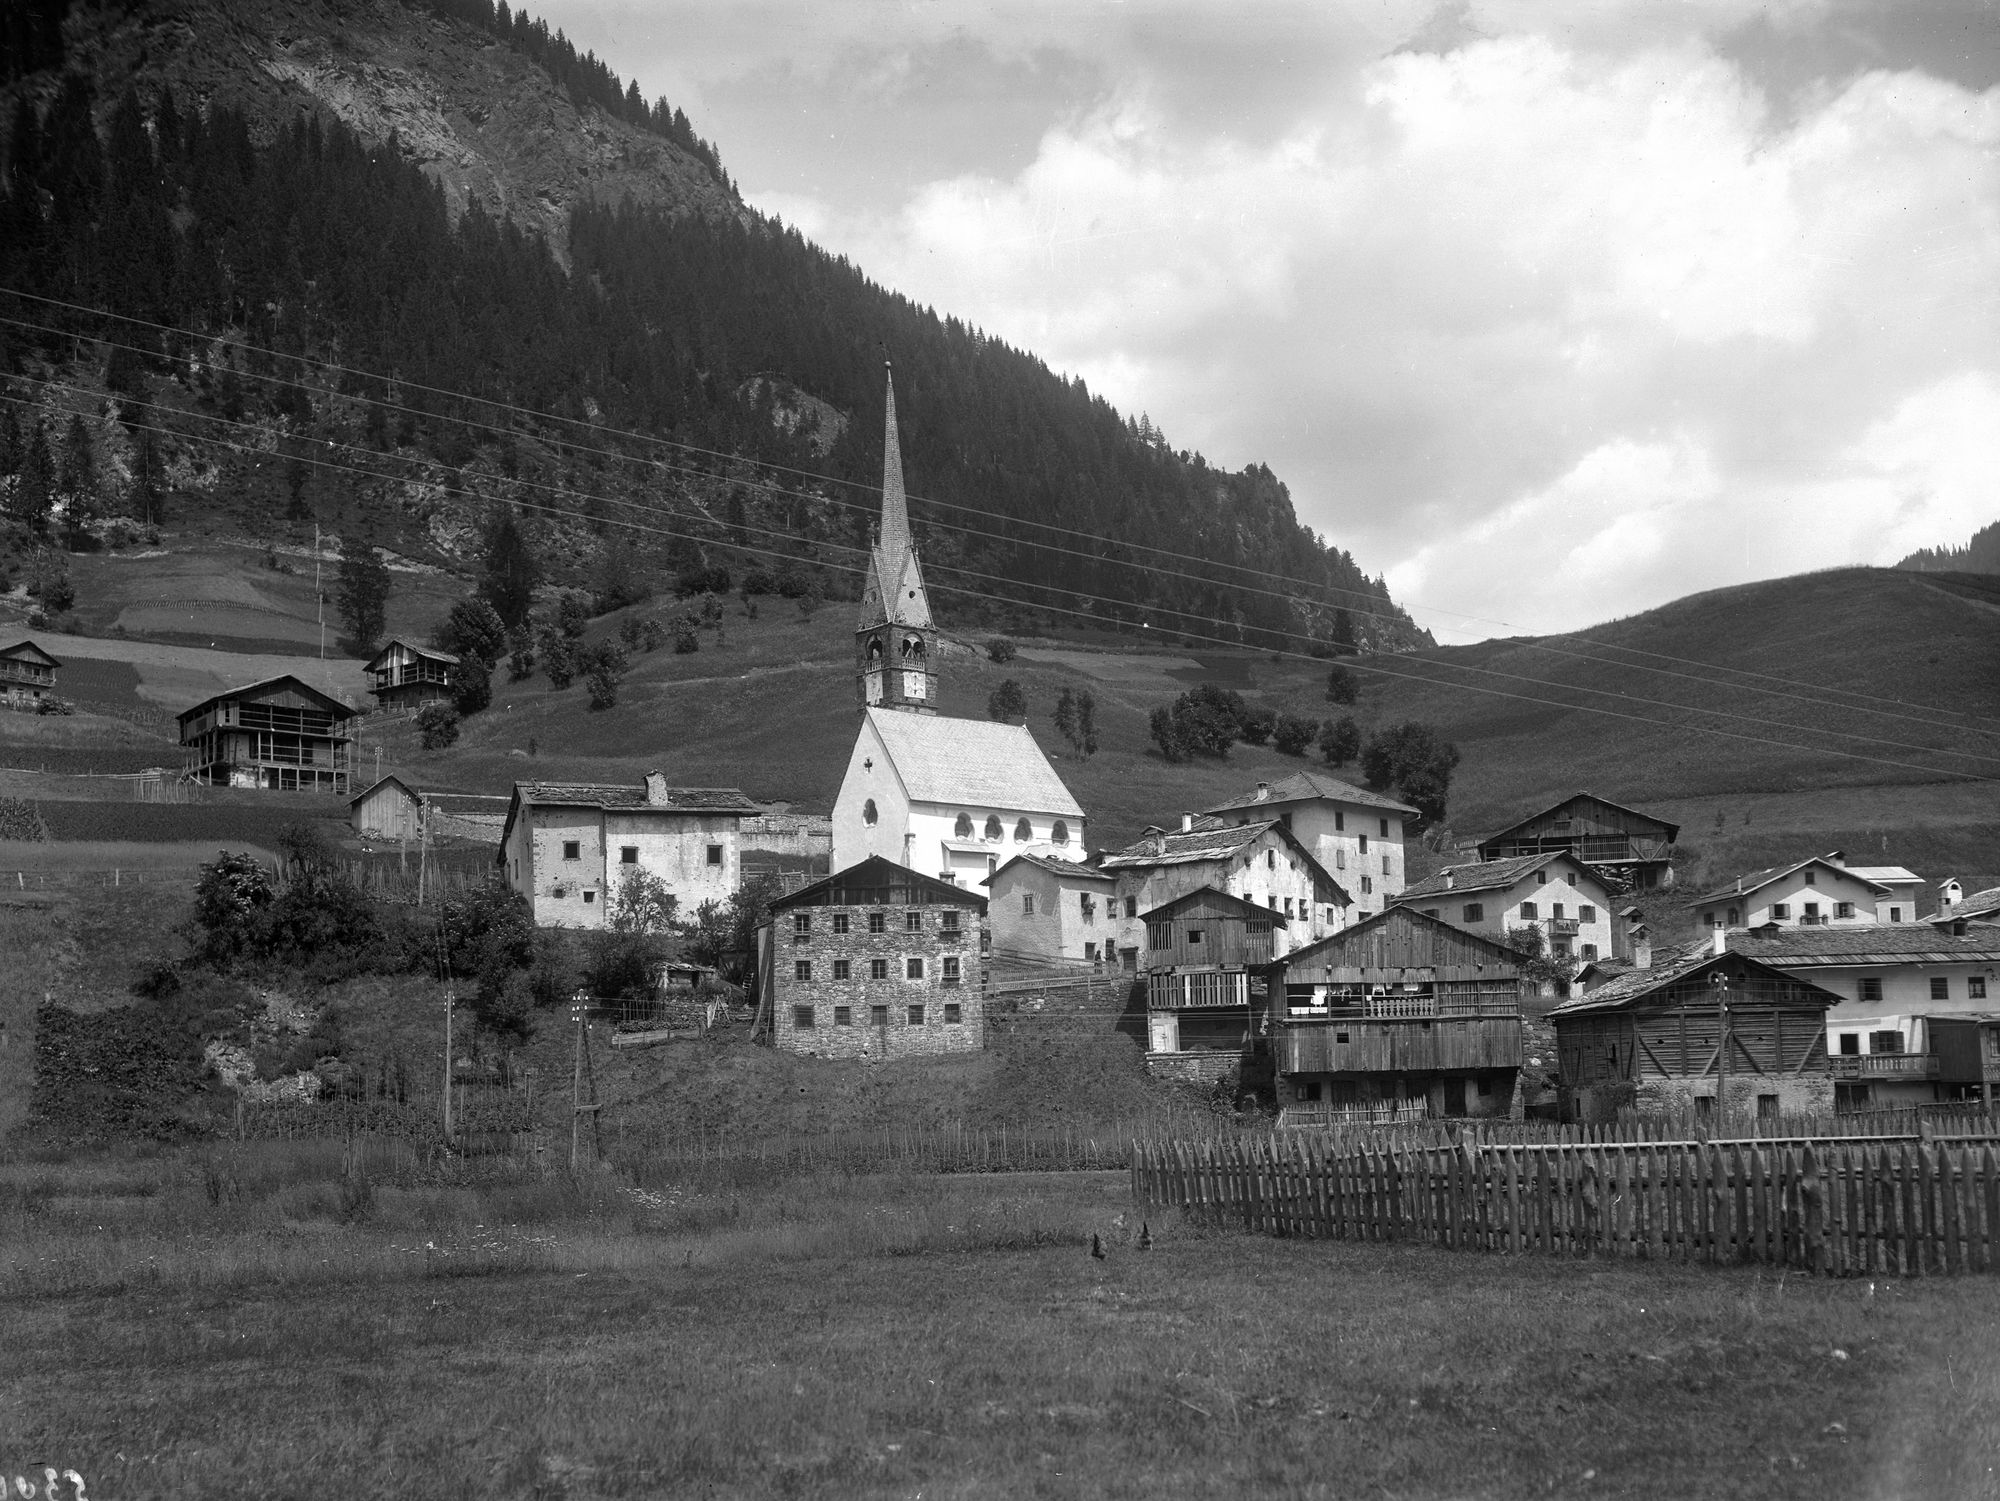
[1205,771,1416,920]
[764,856,987,1060]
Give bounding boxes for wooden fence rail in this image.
[1131,1134,2000,1275]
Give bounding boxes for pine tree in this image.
[58,412,96,548]
[1076,690,1098,757]
[13,423,53,532]
[336,539,392,653]
[1053,687,1078,749]
[480,511,538,631]
[131,428,164,524]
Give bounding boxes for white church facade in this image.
[830,367,1085,880]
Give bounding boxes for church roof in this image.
[857,367,933,630]
[866,708,1084,818]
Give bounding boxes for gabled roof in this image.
[1477,791,1681,849]
[770,854,986,912]
[176,674,357,724]
[364,637,459,670]
[1549,944,1841,1017]
[349,774,418,808]
[1727,925,2000,967]
[502,780,758,847]
[1280,903,1524,970]
[1206,769,1416,818]
[0,639,59,669]
[1100,819,1351,906]
[865,708,1084,818]
[1397,851,1594,902]
[1691,854,1890,906]
[1141,885,1290,925]
[1843,865,1919,885]
[983,852,1115,886]
[1938,885,2000,924]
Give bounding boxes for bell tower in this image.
[857,364,939,714]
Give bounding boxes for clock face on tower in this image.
[902,670,927,700]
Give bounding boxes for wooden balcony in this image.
[1547,918,1580,936]
[1277,1016,1522,1075]
[1831,1054,1939,1081]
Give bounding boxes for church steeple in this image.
[857,364,939,713]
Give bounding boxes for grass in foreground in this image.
[3,1142,1997,1499]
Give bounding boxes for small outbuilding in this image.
[364,638,457,711]
[0,640,59,708]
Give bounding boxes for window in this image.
[1283,898,1294,918]
[832,913,850,935]
[906,910,923,932]
[1804,870,1817,886]
[794,912,812,937]
[1889,907,1903,923]
[1359,834,1370,854]
[1772,903,1791,920]
[1552,903,1565,921]
[562,840,581,861]
[1582,944,1598,961]
[1757,1094,1779,1123]
[1536,870,1548,886]
[1931,976,1951,1001]
[1380,818,1390,837]
[1836,901,1854,918]
[706,844,723,867]
[1052,820,1070,846]
[1520,901,1538,920]
[1267,850,1276,869]
[1268,895,1278,910]
[1300,1081,1323,1103]
[908,1004,926,1025]
[941,909,960,932]
[1971,976,1988,1000]
[1859,977,1883,1003]
[793,1006,815,1029]
[1335,850,1347,870]
[1335,811,1345,832]
[1122,948,1137,972]
[944,1002,962,1024]
[1361,876,1373,895]
[869,911,887,934]
[1383,855,1392,877]
[1803,902,1820,923]
[1838,1033,1859,1055]
[985,815,1002,841]
[1081,893,1096,921]
[834,1005,852,1026]
[582,889,596,905]
[1187,928,1204,945]
[955,812,973,838]
[1477,1078,1492,1097]
[1084,942,1098,961]
[619,846,638,865]
[870,959,889,980]
[1125,896,1137,918]
[1015,818,1031,842]
[907,957,925,980]
[1726,907,1740,926]
[833,960,851,980]
[1870,1030,1906,1054]
[1022,893,1035,915]
[795,960,812,981]
[1579,906,1596,923]
[863,800,878,825]
[870,1004,888,1027]
[942,956,961,984]
[1463,903,1485,923]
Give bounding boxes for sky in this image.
[529,0,2000,641]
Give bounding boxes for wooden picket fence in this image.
[1132,1133,2000,1275]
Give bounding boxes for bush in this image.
[1318,716,1361,767]
[1326,665,1360,705]
[539,627,576,688]
[452,659,492,717]
[1359,722,1460,826]
[1149,684,1242,761]
[988,679,1026,724]
[417,701,461,750]
[672,615,700,653]
[582,640,629,710]
[1238,707,1276,746]
[1273,714,1317,756]
[987,638,1017,664]
[640,618,666,651]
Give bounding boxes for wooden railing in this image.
[1832,1053,1940,1080]
[1132,1132,2000,1274]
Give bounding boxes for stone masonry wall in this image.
[773,900,989,1061]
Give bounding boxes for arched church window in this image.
[1052,820,1070,847]
[901,635,925,658]
[867,638,884,661]
[984,815,1003,841]
[955,812,973,838]
[1014,818,1031,842]
[863,799,879,826]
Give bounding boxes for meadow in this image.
[2,1139,1995,1500]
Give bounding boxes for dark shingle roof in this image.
[1549,942,1724,1015]
[1206,770,1417,818]
[1398,852,1569,901]
[1101,821,1276,868]
[516,782,759,814]
[1941,886,2000,923]
[984,852,1114,885]
[1477,791,1680,848]
[1728,925,2000,966]
[1690,855,1889,905]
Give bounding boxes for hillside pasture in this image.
[35,798,342,849]
[15,625,371,709]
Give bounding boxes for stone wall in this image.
[773,899,988,1061]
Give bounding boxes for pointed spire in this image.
[858,361,931,630]
[878,362,910,575]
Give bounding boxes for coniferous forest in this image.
[0,0,1427,654]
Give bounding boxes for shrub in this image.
[1149,684,1241,761]
[1273,714,1317,756]
[452,659,492,717]
[988,679,1026,724]
[538,627,576,689]
[582,640,629,710]
[417,701,461,750]
[987,638,1017,664]
[641,618,666,651]
[672,615,700,654]
[1360,722,1461,826]
[1326,665,1360,705]
[1318,716,1361,767]
[1238,707,1276,746]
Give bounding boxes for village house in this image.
[1140,886,1284,1079]
[1723,923,2000,1109]
[829,367,1087,882]
[1550,937,1837,1123]
[1935,880,2000,926]
[1475,792,1679,892]
[363,638,457,711]
[1272,906,1525,1123]
[1098,817,1349,960]
[500,775,758,928]
[177,675,356,793]
[0,639,59,709]
[763,856,987,1060]
[1394,852,1620,967]
[983,852,1123,972]
[1692,852,1908,930]
[1204,771,1416,918]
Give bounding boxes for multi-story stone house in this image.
[500,775,758,928]
[765,856,987,1060]
[1099,817,1349,961]
[1394,852,1620,968]
[1204,772,1415,919]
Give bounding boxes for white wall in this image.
[1109,830,1342,959]
[1818,962,1998,1053]
[1282,801,1407,918]
[1699,865,1886,928]
[602,811,740,920]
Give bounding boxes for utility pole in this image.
[315,522,325,661]
[1710,969,1731,1132]
[417,797,429,907]
[442,988,455,1146]
[570,994,601,1170]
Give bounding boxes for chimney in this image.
[1180,813,1193,833]
[1828,850,1846,868]
[1632,938,1652,970]
[1712,926,1727,958]
[644,771,667,806]
[1255,782,1270,802]
[1443,870,1455,890]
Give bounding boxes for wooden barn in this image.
[1475,792,1679,892]
[1550,940,1837,1122]
[1141,886,1285,1061]
[1273,906,1525,1122]
[364,638,456,710]
[178,675,356,793]
[0,639,58,709]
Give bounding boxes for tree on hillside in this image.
[1360,721,1460,826]
[1274,714,1317,756]
[1075,690,1098,757]
[1149,684,1242,762]
[336,539,392,653]
[131,428,165,525]
[1238,707,1275,746]
[479,512,538,632]
[988,679,1027,724]
[416,701,460,750]
[582,640,628,710]
[1330,608,1358,655]
[1326,664,1359,705]
[436,596,507,669]
[12,424,53,533]
[58,413,97,549]
[1317,716,1360,767]
[452,658,492,716]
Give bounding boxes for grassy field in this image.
[1,1142,1994,1500]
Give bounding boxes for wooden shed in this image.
[1476,791,1679,892]
[178,675,356,793]
[365,638,456,711]
[1140,886,1285,1056]
[1550,944,1836,1122]
[1273,906,1525,1121]
[0,639,59,708]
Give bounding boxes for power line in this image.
[16,368,2000,773]
[15,283,1996,737]
[8,386,1993,790]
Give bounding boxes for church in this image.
[830,369,1086,885]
